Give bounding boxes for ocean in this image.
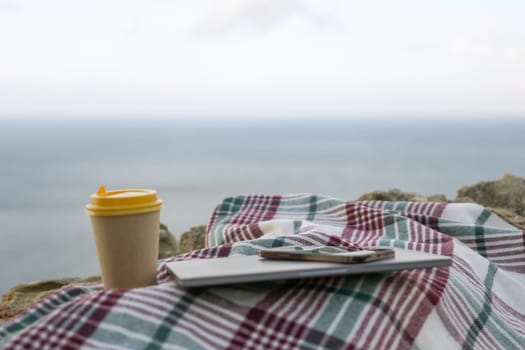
[1,119,524,294]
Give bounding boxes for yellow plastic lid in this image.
[86,185,162,216]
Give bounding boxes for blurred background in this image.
[1,0,524,294]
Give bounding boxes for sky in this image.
[0,0,524,121]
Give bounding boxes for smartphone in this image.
[259,246,395,264]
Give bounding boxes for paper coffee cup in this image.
[86,185,162,289]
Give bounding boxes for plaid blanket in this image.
[1,194,524,349]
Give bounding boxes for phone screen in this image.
[259,246,395,264]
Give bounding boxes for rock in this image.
[357,176,525,229]
[358,188,448,202]
[177,225,207,254]
[456,173,525,229]
[158,223,178,259]
[427,194,448,202]
[0,276,100,324]
[456,173,525,214]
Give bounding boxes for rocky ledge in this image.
[2,174,524,323]
[358,173,525,230]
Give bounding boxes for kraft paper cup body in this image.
[86,186,162,289]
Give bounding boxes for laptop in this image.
[166,247,452,288]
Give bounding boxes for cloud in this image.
[503,47,521,61]
[191,0,341,39]
[450,38,522,62]
[0,0,18,11]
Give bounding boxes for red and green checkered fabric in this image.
[2,194,524,349]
